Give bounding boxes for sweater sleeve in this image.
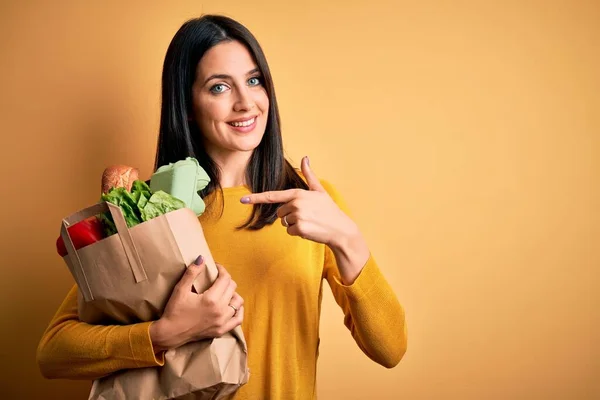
[36,284,164,380]
[321,180,407,368]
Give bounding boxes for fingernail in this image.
[305,156,310,167]
[240,197,250,204]
[194,255,204,265]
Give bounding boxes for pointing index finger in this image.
[241,189,301,204]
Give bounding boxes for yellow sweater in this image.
[37,179,407,399]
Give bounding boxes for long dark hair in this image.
[154,15,308,230]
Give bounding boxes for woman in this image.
[37,15,407,399]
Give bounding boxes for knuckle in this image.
[204,295,217,307]
[216,326,228,336]
[223,276,232,287]
[174,279,184,290]
[218,314,229,325]
[174,279,188,292]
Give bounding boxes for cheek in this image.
[197,98,229,128]
[256,90,269,114]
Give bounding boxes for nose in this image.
[233,86,256,112]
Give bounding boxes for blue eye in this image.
[210,84,228,94]
[248,76,262,86]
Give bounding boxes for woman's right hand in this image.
[149,255,244,352]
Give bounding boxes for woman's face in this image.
[192,40,269,160]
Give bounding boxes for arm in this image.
[324,250,407,368]
[240,157,407,367]
[322,180,407,368]
[36,285,164,380]
[37,260,244,380]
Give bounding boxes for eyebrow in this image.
[203,68,261,86]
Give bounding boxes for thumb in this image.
[301,156,325,192]
[176,255,206,293]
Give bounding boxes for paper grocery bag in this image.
[88,336,248,400]
[60,201,249,399]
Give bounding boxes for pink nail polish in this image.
[240,197,250,204]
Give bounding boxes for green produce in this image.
[100,180,185,236]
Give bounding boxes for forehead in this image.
[197,40,258,78]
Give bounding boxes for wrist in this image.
[150,319,177,353]
[328,223,370,285]
[329,221,360,253]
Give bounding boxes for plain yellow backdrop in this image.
[0,1,597,399]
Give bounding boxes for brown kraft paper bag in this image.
[60,201,250,400]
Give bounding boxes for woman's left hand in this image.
[240,156,358,249]
[241,156,370,284]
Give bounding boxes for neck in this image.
[208,149,253,188]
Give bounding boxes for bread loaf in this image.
[101,165,139,193]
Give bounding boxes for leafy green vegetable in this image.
[102,188,142,227]
[140,191,186,221]
[100,180,185,236]
[132,180,152,203]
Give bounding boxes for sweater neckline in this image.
[220,185,252,196]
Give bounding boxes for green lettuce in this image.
[100,180,185,236]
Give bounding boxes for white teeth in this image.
[229,117,255,127]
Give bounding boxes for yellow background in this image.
[1,1,598,398]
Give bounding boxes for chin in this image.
[222,135,260,153]
[233,129,266,150]
[239,139,264,152]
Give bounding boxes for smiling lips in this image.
[228,117,256,127]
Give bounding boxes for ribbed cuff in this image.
[105,322,164,368]
[332,254,383,301]
[131,322,165,366]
